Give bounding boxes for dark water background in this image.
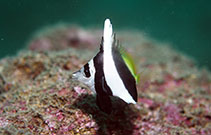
[0,0,211,70]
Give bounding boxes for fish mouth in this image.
[71,71,79,79]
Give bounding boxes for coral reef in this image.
[0,25,210,135]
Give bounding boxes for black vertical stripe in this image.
[93,50,113,113]
[93,51,112,95]
[112,48,137,102]
[84,63,91,77]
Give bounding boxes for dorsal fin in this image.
[100,37,104,52]
[121,49,140,84]
[115,43,140,84]
[103,19,114,52]
[103,19,140,83]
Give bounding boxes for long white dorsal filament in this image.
[103,19,136,104]
[103,19,113,52]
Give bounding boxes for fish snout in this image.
[72,70,80,79]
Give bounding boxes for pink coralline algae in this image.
[0,25,210,134]
[28,26,101,51]
[164,103,185,125]
[74,86,88,95]
[0,117,9,128]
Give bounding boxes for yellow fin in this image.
[119,46,140,84]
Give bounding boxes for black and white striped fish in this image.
[72,19,138,114]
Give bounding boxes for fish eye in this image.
[84,63,91,78]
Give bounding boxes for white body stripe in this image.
[88,59,96,92]
[103,19,136,104]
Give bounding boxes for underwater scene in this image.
[0,1,211,134]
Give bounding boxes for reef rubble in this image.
[0,25,210,135]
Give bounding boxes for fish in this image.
[72,19,138,114]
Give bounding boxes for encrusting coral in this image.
[0,24,210,135]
